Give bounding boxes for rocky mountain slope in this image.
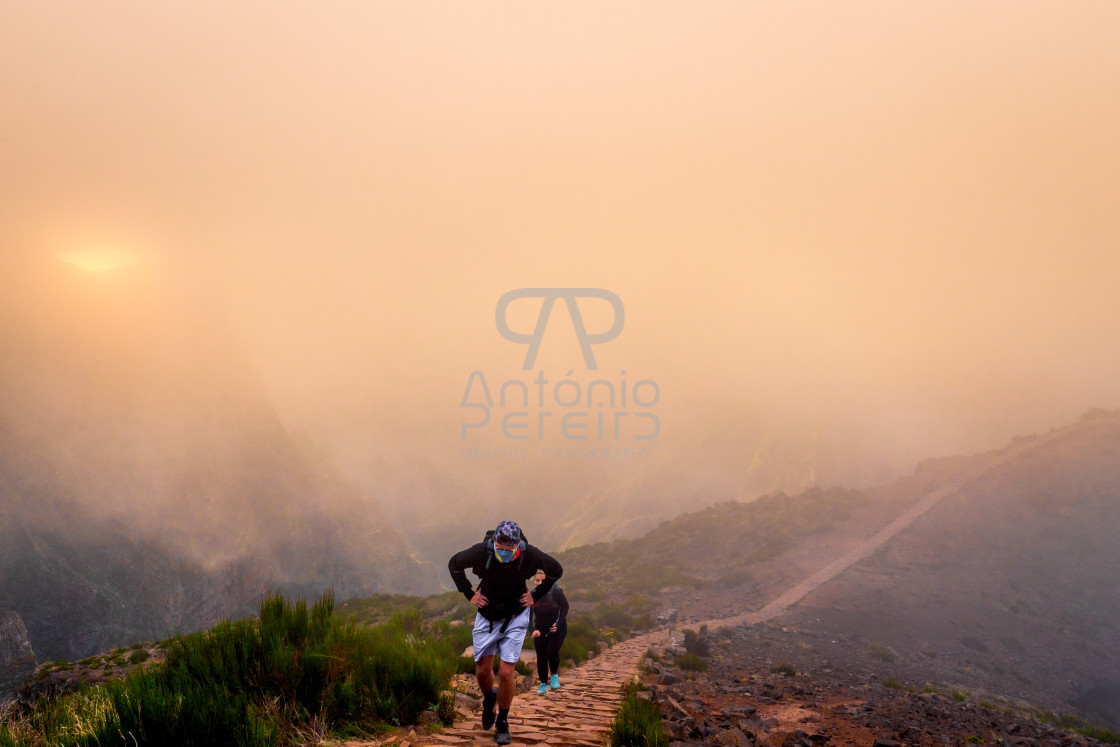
[558,410,1120,733]
[779,412,1120,731]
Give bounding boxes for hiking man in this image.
[448,521,563,745]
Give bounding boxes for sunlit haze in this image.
[54,249,145,272]
[2,1,1119,559]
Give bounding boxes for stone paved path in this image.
[345,632,666,747]
[346,416,1118,747]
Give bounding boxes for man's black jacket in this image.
[448,542,563,622]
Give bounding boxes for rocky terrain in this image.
[553,410,1120,735]
[0,610,35,694]
[646,623,1115,747]
[778,414,1120,731]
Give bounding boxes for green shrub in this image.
[609,692,667,747]
[1048,714,1120,743]
[431,619,473,654]
[674,654,707,672]
[0,591,456,746]
[563,614,600,665]
[867,643,897,663]
[436,692,457,726]
[620,680,648,698]
[592,599,653,641]
[682,628,710,657]
[770,663,796,676]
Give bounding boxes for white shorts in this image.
[472,607,530,663]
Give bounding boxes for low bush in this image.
[0,592,456,746]
[682,628,710,657]
[563,614,601,665]
[673,654,707,672]
[609,686,667,747]
[867,643,897,663]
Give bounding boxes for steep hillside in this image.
[780,411,1120,729]
[0,257,428,663]
[555,458,973,613]
[554,410,1120,730]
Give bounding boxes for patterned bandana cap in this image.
[494,520,521,545]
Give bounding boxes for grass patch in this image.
[609,686,667,747]
[674,654,708,672]
[338,591,474,627]
[1035,712,1120,744]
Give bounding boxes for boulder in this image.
[0,609,36,694]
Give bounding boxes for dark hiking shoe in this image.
[495,721,512,745]
[481,688,497,730]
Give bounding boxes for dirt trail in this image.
[347,417,1117,746]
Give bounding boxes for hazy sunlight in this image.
[55,249,143,272]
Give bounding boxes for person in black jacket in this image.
[448,521,563,745]
[529,569,568,695]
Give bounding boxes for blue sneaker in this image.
[537,682,548,695]
[549,674,560,690]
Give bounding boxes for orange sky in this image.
[3,2,1119,492]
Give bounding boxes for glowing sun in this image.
[55,249,144,272]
